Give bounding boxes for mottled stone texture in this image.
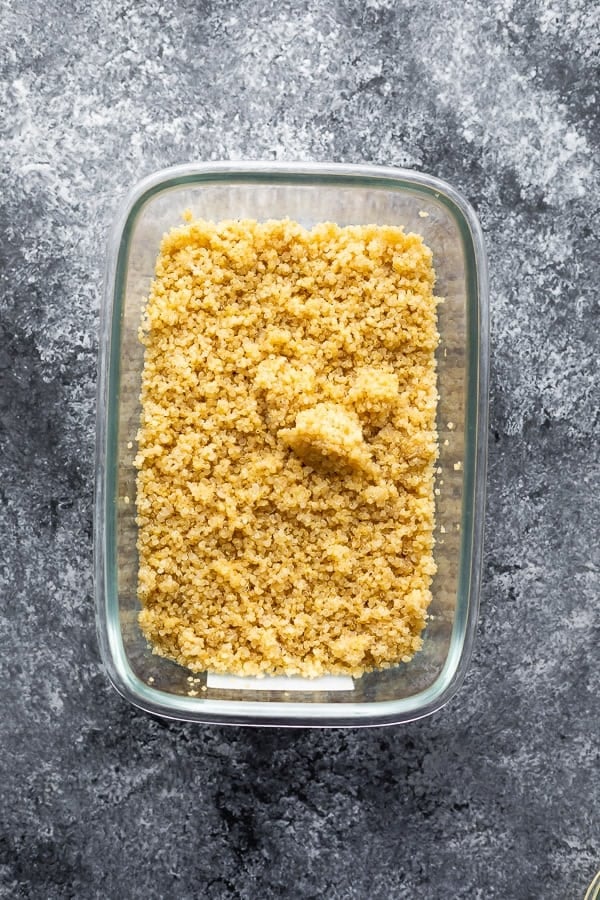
[1,0,598,897]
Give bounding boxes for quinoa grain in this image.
[135,218,439,677]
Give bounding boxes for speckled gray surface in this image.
[1,0,599,897]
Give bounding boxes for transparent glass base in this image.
[95,162,489,726]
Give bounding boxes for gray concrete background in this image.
[1,0,598,897]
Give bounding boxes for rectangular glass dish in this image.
[95,162,489,727]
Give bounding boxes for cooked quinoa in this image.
[135,216,439,677]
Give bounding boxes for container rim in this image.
[94,161,489,727]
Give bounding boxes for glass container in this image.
[95,162,489,726]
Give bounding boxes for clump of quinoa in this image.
[135,216,439,678]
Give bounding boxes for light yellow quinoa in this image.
[135,216,439,677]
